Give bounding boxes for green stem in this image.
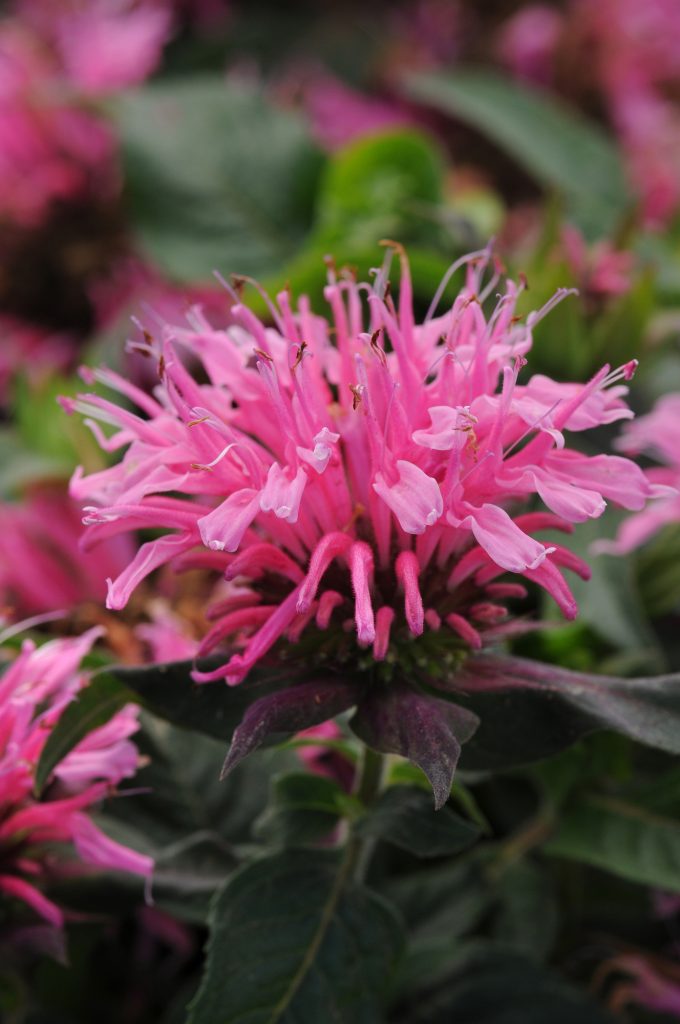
[346,745,386,883]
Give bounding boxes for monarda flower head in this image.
[65,245,659,803]
[0,628,152,930]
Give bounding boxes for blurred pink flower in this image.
[295,72,414,152]
[496,5,563,86]
[0,317,74,402]
[603,394,680,553]
[64,245,660,685]
[0,24,116,227]
[296,721,354,790]
[560,225,633,300]
[0,486,134,620]
[17,0,173,96]
[0,628,152,928]
[605,953,680,1016]
[499,0,680,226]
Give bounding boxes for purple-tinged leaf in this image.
[221,679,358,779]
[438,654,680,770]
[350,683,479,809]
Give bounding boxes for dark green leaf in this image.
[545,795,680,893]
[493,861,558,963]
[356,784,481,857]
[444,655,680,771]
[254,772,349,847]
[35,673,132,795]
[188,849,404,1024]
[114,78,324,283]
[111,658,314,742]
[390,944,612,1023]
[404,70,630,238]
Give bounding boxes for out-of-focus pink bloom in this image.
[0,317,74,401]
[0,24,116,227]
[0,629,152,928]
[605,954,680,1016]
[653,890,680,920]
[135,601,200,663]
[496,5,564,86]
[296,721,354,789]
[390,0,463,69]
[17,0,173,96]
[560,225,633,301]
[499,0,680,226]
[65,245,660,686]
[0,486,133,620]
[603,395,680,553]
[297,72,415,152]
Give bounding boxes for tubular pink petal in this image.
[197,606,275,657]
[452,504,551,573]
[485,583,528,600]
[446,613,482,649]
[225,544,305,584]
[524,559,578,619]
[197,489,261,553]
[297,532,353,613]
[373,606,395,661]
[395,550,424,636]
[373,460,443,534]
[106,534,196,610]
[316,590,344,629]
[260,464,307,523]
[349,541,376,645]
[71,815,153,877]
[0,875,64,927]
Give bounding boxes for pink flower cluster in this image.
[0,628,152,928]
[65,246,659,684]
[605,394,680,553]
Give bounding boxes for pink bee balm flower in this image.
[65,245,658,692]
[603,394,680,553]
[0,628,152,928]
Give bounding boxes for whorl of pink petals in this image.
[67,245,659,683]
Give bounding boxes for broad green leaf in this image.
[356,784,481,857]
[390,944,612,1024]
[492,862,558,963]
[255,772,351,847]
[111,658,313,742]
[188,849,404,1024]
[35,673,132,795]
[446,655,680,771]
[404,70,630,238]
[114,78,324,283]
[545,795,680,892]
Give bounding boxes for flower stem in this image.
[345,745,386,883]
